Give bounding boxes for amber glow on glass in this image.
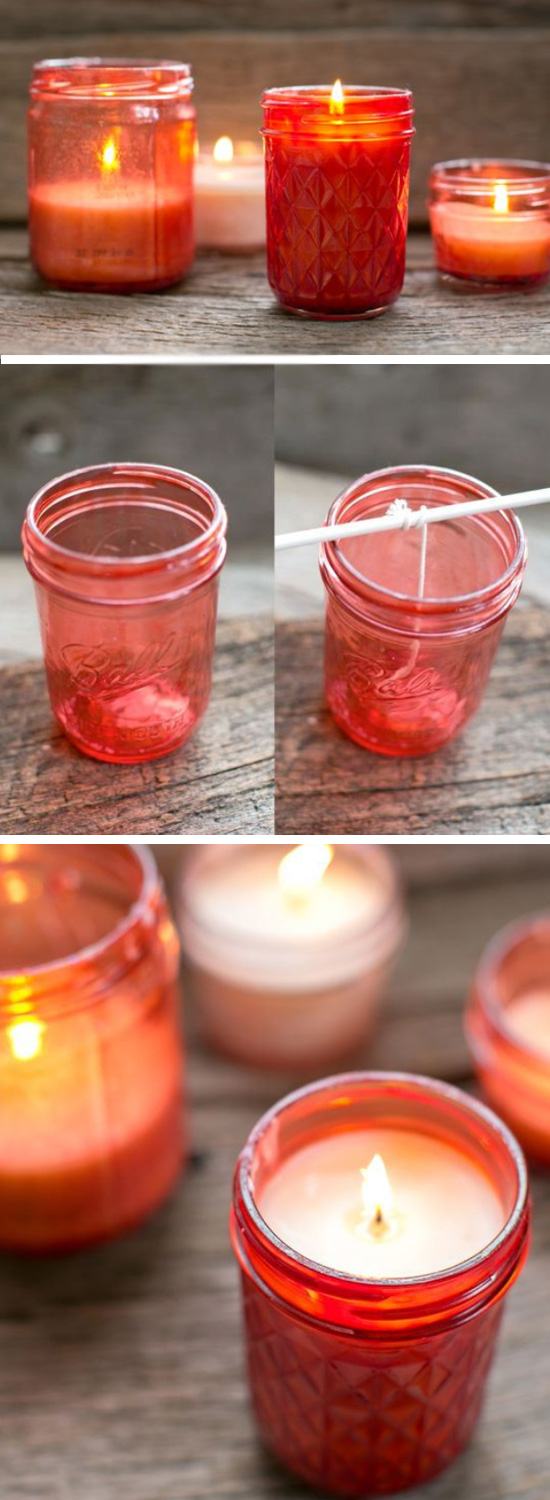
[7,1018,46,1062]
[493,181,509,214]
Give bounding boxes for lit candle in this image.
[0,844,186,1252]
[231,1073,530,1497]
[430,159,550,286]
[28,59,196,292]
[468,911,550,1163]
[194,136,265,251]
[261,83,415,318]
[179,843,404,1069]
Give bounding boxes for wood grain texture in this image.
[1,230,549,354]
[2,1,549,37]
[275,602,550,835]
[0,616,274,835]
[1,30,549,222]
[0,852,549,1500]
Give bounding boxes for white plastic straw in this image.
[275,485,550,551]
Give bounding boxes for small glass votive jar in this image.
[178,844,405,1069]
[0,843,186,1253]
[28,58,196,292]
[261,86,414,319]
[231,1072,529,1498]
[467,912,550,1164]
[320,464,526,757]
[22,462,227,764]
[429,160,550,287]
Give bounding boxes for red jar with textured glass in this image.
[28,59,195,292]
[231,1072,529,1498]
[0,843,186,1253]
[320,465,526,757]
[22,462,227,763]
[261,85,414,319]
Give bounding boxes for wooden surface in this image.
[0,849,549,1500]
[2,231,549,354]
[1,29,549,224]
[0,615,274,836]
[275,601,550,835]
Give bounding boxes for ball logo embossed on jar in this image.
[60,635,184,694]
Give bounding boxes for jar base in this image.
[328,701,461,758]
[437,267,549,291]
[275,298,393,322]
[34,269,189,295]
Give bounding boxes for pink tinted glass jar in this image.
[262,87,414,319]
[0,843,186,1253]
[467,912,550,1165]
[231,1073,529,1498]
[22,463,227,764]
[320,465,526,757]
[429,160,550,287]
[28,59,195,292]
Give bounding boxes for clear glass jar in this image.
[429,159,550,286]
[320,465,526,757]
[28,59,196,291]
[262,86,414,318]
[467,912,550,1164]
[22,463,227,763]
[0,843,185,1252]
[179,844,405,1069]
[231,1073,529,1498]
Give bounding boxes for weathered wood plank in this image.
[0,855,549,1500]
[1,1,548,35]
[0,616,274,835]
[1,31,549,222]
[1,231,548,354]
[275,602,550,835]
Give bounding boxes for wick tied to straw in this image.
[387,499,429,600]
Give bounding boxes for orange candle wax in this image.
[430,199,550,282]
[29,178,194,291]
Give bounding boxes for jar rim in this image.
[0,843,158,988]
[238,1070,529,1294]
[262,85,413,106]
[470,911,550,1069]
[323,464,526,613]
[24,463,227,576]
[31,58,194,100]
[431,158,550,193]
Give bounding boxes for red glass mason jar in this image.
[261,86,414,319]
[0,843,186,1253]
[22,462,227,764]
[429,159,550,287]
[231,1072,530,1498]
[28,58,196,292]
[320,465,526,757]
[467,912,550,1165]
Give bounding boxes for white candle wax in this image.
[505,990,550,1059]
[258,1127,505,1278]
[195,142,265,252]
[190,845,382,952]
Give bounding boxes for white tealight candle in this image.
[194,136,265,252]
[258,1127,505,1278]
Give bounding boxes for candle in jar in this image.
[429,161,550,286]
[0,844,186,1252]
[195,136,265,251]
[180,842,404,1069]
[505,990,550,1056]
[258,1127,505,1277]
[262,82,415,318]
[28,58,196,293]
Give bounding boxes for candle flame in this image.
[493,181,509,215]
[329,79,345,116]
[213,135,234,164]
[360,1154,394,1233]
[278,843,333,902]
[7,1018,45,1063]
[99,135,120,174]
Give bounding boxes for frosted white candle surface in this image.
[506,991,550,1059]
[195,137,265,251]
[257,1127,506,1278]
[190,846,383,945]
